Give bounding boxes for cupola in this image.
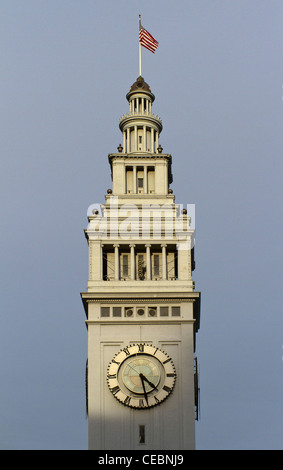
[119,76,162,153]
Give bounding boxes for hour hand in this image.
[140,373,158,391]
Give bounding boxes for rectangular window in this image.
[172,306,181,316]
[139,425,145,444]
[137,254,145,280]
[137,178,143,188]
[113,307,122,317]
[105,251,115,281]
[122,254,128,277]
[101,307,110,317]
[126,167,133,194]
[160,306,169,316]
[153,254,160,276]
[139,136,142,144]
[167,251,176,279]
[148,168,155,193]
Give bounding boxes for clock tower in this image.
[81,76,201,450]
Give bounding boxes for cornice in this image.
[81,292,200,303]
[84,298,197,303]
[119,114,162,132]
[108,153,172,161]
[85,319,195,326]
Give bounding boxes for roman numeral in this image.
[163,358,171,364]
[123,347,130,356]
[107,373,117,379]
[163,385,172,393]
[138,343,144,352]
[111,359,120,365]
[124,395,131,405]
[110,385,120,395]
[166,373,176,377]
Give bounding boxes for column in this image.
[146,244,151,280]
[100,244,104,280]
[133,166,137,193]
[156,131,159,153]
[143,126,146,151]
[123,131,126,153]
[134,126,138,152]
[89,240,94,281]
[164,161,168,190]
[144,166,148,194]
[114,244,120,280]
[151,128,154,153]
[127,128,130,153]
[130,244,135,280]
[161,244,167,280]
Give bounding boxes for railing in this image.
[120,112,162,122]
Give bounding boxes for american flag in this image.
[139,25,159,53]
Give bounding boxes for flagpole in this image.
[139,14,142,76]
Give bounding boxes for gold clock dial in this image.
[107,344,176,409]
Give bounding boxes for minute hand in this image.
[140,374,149,405]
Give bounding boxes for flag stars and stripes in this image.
[139,25,159,53]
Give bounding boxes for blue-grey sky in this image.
[1,0,283,450]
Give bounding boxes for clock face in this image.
[107,344,176,409]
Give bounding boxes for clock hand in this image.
[139,374,149,405]
[140,373,158,391]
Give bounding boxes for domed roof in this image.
[126,76,155,102]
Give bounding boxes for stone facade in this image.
[81,76,200,450]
